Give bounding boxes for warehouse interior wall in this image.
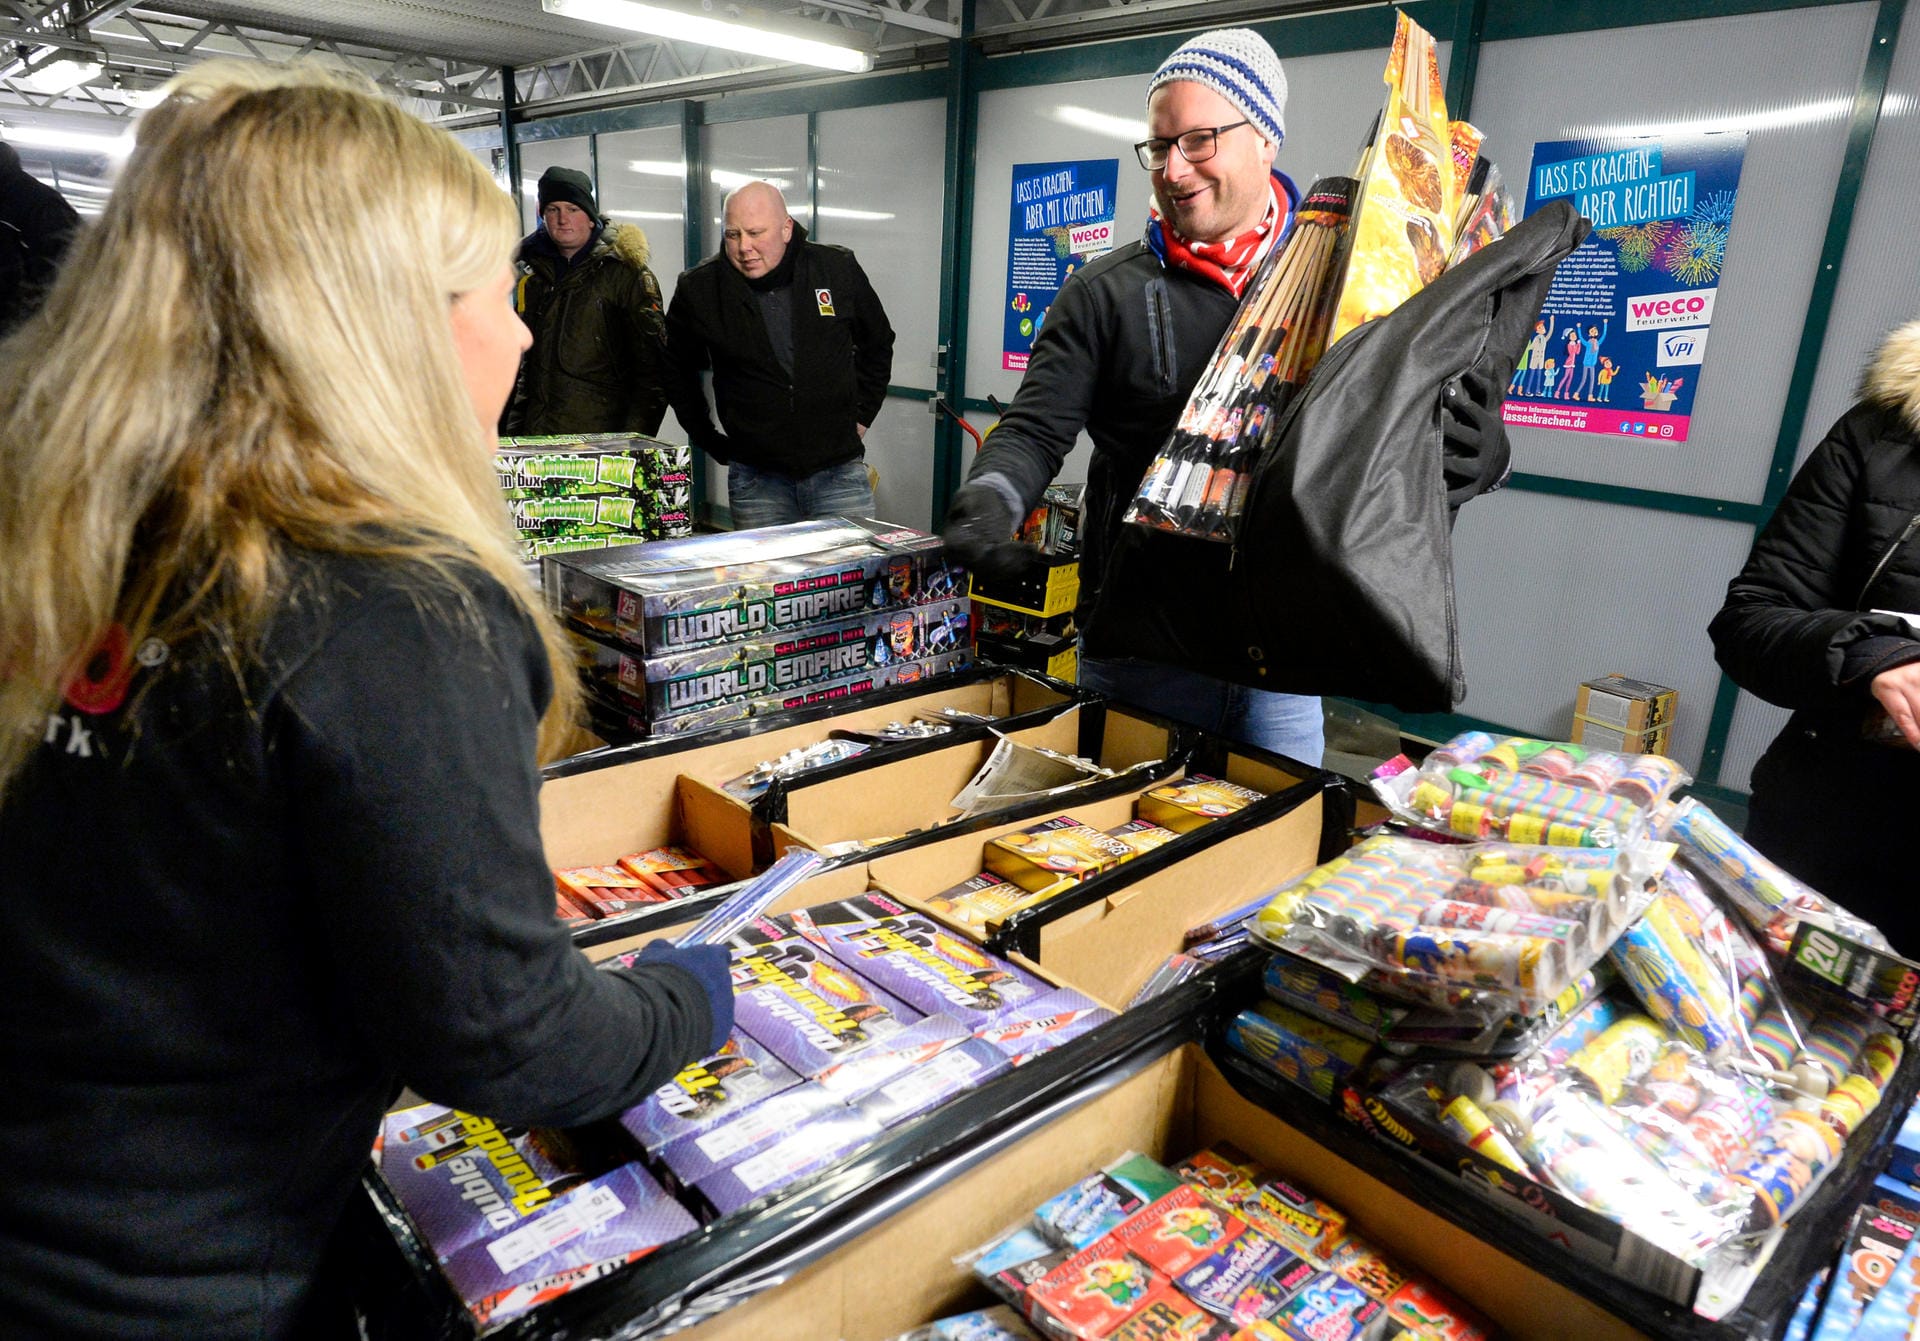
[484,0,1920,803]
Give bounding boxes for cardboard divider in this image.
[670,1043,1634,1341]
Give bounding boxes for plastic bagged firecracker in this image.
[1659,796,1891,954]
[1252,832,1667,1016]
[885,1307,1042,1341]
[1374,731,1690,849]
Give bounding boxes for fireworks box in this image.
[726,924,923,1076]
[692,1106,885,1217]
[546,518,964,657]
[496,433,694,497]
[1023,1233,1173,1340]
[1571,674,1677,755]
[577,597,971,723]
[1034,1153,1184,1250]
[983,816,1138,892]
[1135,774,1265,834]
[585,646,976,744]
[657,1081,843,1186]
[378,1106,697,1328]
[921,871,1077,936]
[794,906,1052,1028]
[853,1033,1013,1128]
[969,553,1079,620]
[1015,484,1085,557]
[617,1032,803,1155]
[975,987,1117,1066]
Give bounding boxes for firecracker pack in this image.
[890,1306,1043,1341]
[1034,1154,1185,1250]
[921,870,1078,935]
[1173,1225,1310,1328]
[553,863,671,919]
[727,925,922,1076]
[976,987,1117,1065]
[795,906,1051,1027]
[578,597,970,721]
[1024,1235,1172,1339]
[496,433,693,493]
[616,845,728,900]
[617,1032,804,1155]
[547,518,964,657]
[692,1106,884,1216]
[379,1107,696,1326]
[1135,774,1265,834]
[984,816,1139,892]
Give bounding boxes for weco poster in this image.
[1504,131,1747,442]
[1003,158,1120,371]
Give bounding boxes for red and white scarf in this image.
[1148,176,1286,298]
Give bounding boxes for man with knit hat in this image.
[941,28,1506,764]
[504,164,671,436]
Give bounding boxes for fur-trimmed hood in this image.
[1866,319,1920,434]
[602,219,651,269]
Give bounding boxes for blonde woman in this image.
[0,66,731,1337]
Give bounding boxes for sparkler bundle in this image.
[1125,10,1520,544]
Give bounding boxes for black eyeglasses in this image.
[1134,120,1252,170]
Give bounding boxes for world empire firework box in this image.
[616,1032,803,1154]
[546,518,963,657]
[727,925,923,1075]
[795,906,1053,1027]
[579,596,971,721]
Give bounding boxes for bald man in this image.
[666,181,895,528]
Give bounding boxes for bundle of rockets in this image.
[1127,11,1518,543]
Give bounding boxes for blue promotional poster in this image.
[1503,132,1747,442]
[1003,158,1120,371]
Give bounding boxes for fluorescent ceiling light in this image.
[0,123,134,158]
[1573,97,1854,141]
[710,168,792,192]
[1052,105,1149,143]
[17,55,104,95]
[816,205,895,221]
[543,0,873,74]
[607,208,682,221]
[627,158,687,177]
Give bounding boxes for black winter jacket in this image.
[0,550,721,1338]
[0,144,80,337]
[666,223,894,477]
[506,221,670,436]
[1710,320,1920,926]
[967,178,1298,625]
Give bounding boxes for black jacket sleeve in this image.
[276,569,715,1128]
[665,279,726,455]
[623,262,672,436]
[966,266,1107,511]
[846,256,895,428]
[1710,406,1920,710]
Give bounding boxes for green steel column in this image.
[932,0,980,525]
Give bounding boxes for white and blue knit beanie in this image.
[1147,28,1288,149]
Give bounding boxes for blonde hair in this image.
[0,61,581,800]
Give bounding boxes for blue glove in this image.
[637,939,734,1052]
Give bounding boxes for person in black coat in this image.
[0,138,81,336]
[1710,319,1920,945]
[666,180,895,528]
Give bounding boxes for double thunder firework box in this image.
[976,987,1118,1066]
[578,597,971,724]
[792,905,1052,1028]
[726,918,922,1076]
[617,1032,803,1155]
[546,517,965,657]
[379,1106,697,1327]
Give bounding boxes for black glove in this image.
[1440,368,1513,507]
[941,481,1049,585]
[635,939,734,1051]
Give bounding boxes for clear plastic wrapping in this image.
[1373,732,1692,848]
[1252,833,1666,1016]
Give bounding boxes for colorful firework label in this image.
[1505,131,1747,444]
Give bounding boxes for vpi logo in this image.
[1657,325,1709,367]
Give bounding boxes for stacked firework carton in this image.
[499,432,695,564]
[974,485,1083,682]
[377,890,1115,1330]
[1124,11,1519,544]
[545,518,974,741]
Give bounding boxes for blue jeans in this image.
[727,458,874,529]
[1078,653,1325,768]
